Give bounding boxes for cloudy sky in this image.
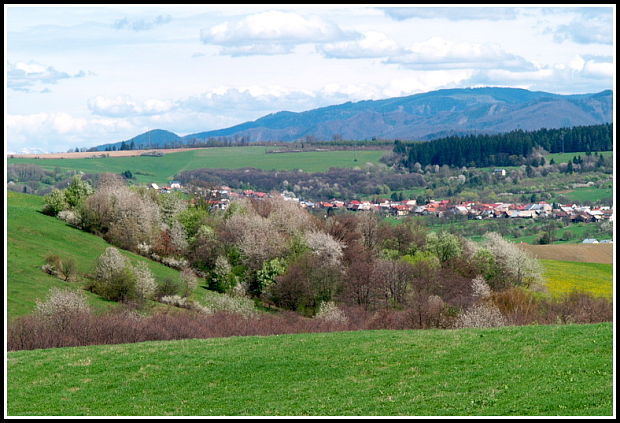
[5,4,615,153]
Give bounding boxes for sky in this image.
[4,4,615,153]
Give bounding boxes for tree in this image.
[483,232,543,289]
[64,175,94,209]
[425,231,463,263]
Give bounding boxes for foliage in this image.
[63,175,94,208]
[424,231,463,263]
[42,189,68,216]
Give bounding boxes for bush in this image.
[134,262,157,300]
[58,209,82,227]
[34,287,91,331]
[90,265,138,303]
[41,254,78,282]
[202,290,257,317]
[94,247,128,282]
[453,302,507,329]
[35,287,91,317]
[314,301,348,324]
[156,277,183,300]
[42,189,68,216]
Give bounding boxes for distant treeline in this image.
[92,137,393,152]
[395,124,612,169]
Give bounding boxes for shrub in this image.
[34,287,91,331]
[255,257,287,296]
[57,210,82,227]
[471,276,491,299]
[41,254,78,282]
[42,189,68,216]
[90,265,138,303]
[94,247,128,282]
[454,302,507,329]
[202,290,257,317]
[156,277,183,300]
[63,175,94,208]
[208,255,238,293]
[35,287,91,317]
[134,262,157,300]
[180,267,199,297]
[314,301,348,324]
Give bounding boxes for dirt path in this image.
[520,243,613,264]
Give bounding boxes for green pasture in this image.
[540,259,613,300]
[6,192,182,319]
[7,323,612,416]
[8,147,386,185]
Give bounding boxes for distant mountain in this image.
[93,87,613,149]
[93,129,181,151]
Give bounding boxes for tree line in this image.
[394,123,612,169]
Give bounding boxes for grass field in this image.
[553,187,613,203]
[8,146,386,185]
[7,322,612,416]
[6,191,182,319]
[539,259,613,300]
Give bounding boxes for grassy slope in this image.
[540,259,613,299]
[7,323,613,416]
[8,147,386,185]
[6,191,181,319]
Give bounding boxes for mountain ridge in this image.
[93,87,613,150]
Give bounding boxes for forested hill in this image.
[394,123,613,169]
[181,87,612,143]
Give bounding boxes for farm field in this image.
[520,243,613,264]
[6,191,182,320]
[7,322,612,416]
[538,259,613,299]
[7,146,386,185]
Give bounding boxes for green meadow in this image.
[8,146,386,185]
[6,191,182,319]
[7,323,612,416]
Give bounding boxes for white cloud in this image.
[8,61,89,93]
[113,14,172,31]
[200,10,356,56]
[387,37,535,71]
[381,7,520,21]
[318,31,402,59]
[88,96,175,117]
[552,16,613,45]
[6,112,134,153]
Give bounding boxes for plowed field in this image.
[520,243,613,264]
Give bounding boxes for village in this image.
[150,180,614,229]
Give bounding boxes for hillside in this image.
[8,146,385,185]
[94,129,181,151]
[92,87,613,149]
[7,323,613,416]
[6,191,182,319]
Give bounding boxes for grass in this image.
[7,322,612,416]
[7,191,182,319]
[540,259,613,300]
[552,187,613,203]
[8,146,386,185]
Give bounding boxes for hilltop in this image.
[91,87,612,150]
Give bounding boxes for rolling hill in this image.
[93,87,613,149]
